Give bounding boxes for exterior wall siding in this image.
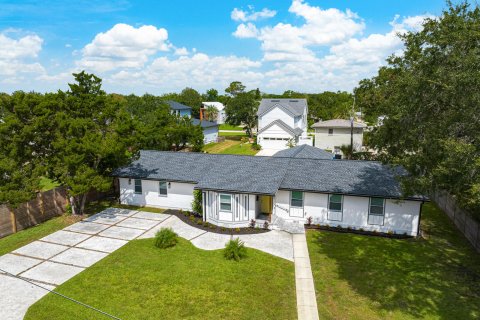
[314,127,364,152]
[274,190,421,236]
[203,126,218,143]
[119,178,194,210]
[259,108,294,128]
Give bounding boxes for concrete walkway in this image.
[255,148,280,156]
[293,233,319,320]
[0,208,293,320]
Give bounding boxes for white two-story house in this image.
[312,119,366,154]
[256,99,312,150]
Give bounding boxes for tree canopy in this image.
[357,2,480,217]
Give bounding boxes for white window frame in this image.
[134,179,142,194]
[327,194,343,221]
[219,194,232,212]
[290,191,304,208]
[159,181,168,197]
[368,197,385,225]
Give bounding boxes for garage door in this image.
[260,137,291,150]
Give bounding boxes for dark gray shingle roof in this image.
[113,150,422,200]
[274,145,334,160]
[257,98,306,117]
[167,100,192,111]
[192,119,218,128]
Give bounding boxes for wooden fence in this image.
[0,187,115,239]
[431,189,480,253]
[0,187,68,239]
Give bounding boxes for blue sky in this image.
[0,0,448,94]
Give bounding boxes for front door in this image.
[259,196,272,221]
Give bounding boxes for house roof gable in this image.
[257,99,306,117]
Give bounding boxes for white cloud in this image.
[77,23,169,72]
[233,23,259,38]
[174,47,189,56]
[109,53,263,93]
[0,32,45,80]
[231,7,277,22]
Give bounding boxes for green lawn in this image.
[25,238,296,320]
[204,139,259,155]
[307,202,480,320]
[219,131,247,137]
[0,215,83,256]
[219,124,243,130]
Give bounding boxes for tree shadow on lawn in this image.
[309,204,480,320]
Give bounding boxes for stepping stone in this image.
[100,208,137,217]
[13,241,69,260]
[20,261,84,286]
[64,221,110,235]
[99,226,145,240]
[0,254,42,275]
[51,248,108,268]
[76,236,127,253]
[40,230,91,246]
[116,217,160,230]
[132,211,170,221]
[83,213,128,225]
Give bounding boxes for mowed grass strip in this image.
[307,203,480,320]
[25,238,296,320]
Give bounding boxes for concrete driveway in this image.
[0,208,293,320]
[255,148,280,156]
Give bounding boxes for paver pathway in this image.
[0,208,293,320]
[293,233,319,320]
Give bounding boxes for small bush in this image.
[189,215,195,221]
[154,228,178,249]
[263,221,269,230]
[235,227,241,233]
[221,227,226,232]
[249,219,256,228]
[224,238,247,261]
[196,218,203,225]
[203,221,209,227]
[359,228,365,232]
[336,225,342,229]
[306,216,313,226]
[209,224,216,229]
[387,230,394,235]
[251,143,261,150]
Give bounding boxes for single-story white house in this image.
[312,119,367,154]
[202,102,226,124]
[113,145,425,236]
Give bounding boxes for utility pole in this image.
[349,91,356,160]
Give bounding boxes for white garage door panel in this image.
[261,137,290,150]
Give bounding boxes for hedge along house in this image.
[113,145,425,236]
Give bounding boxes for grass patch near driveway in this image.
[0,215,83,256]
[203,139,258,155]
[25,238,296,320]
[219,124,243,130]
[307,202,480,320]
[219,131,247,137]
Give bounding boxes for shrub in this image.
[252,143,261,150]
[191,190,203,215]
[249,219,256,228]
[209,224,215,229]
[359,228,365,232]
[221,227,226,232]
[306,216,313,226]
[203,221,209,227]
[387,230,394,235]
[235,227,241,233]
[263,221,269,230]
[154,228,178,249]
[196,218,203,225]
[337,225,342,229]
[224,238,247,261]
[189,215,195,221]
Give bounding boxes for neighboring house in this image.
[312,119,367,154]
[166,101,219,144]
[201,102,226,124]
[192,119,218,144]
[167,100,192,118]
[114,145,424,236]
[257,99,313,151]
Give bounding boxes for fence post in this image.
[10,208,17,234]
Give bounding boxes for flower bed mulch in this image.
[164,209,270,235]
[305,224,413,239]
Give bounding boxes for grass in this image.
[25,238,296,320]
[0,215,83,256]
[307,202,480,320]
[219,124,243,131]
[203,139,259,155]
[219,131,247,137]
[38,177,60,192]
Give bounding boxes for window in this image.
[328,194,343,221]
[368,198,385,225]
[134,179,142,194]
[219,194,232,212]
[159,181,168,196]
[290,191,303,208]
[328,128,334,135]
[369,198,385,215]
